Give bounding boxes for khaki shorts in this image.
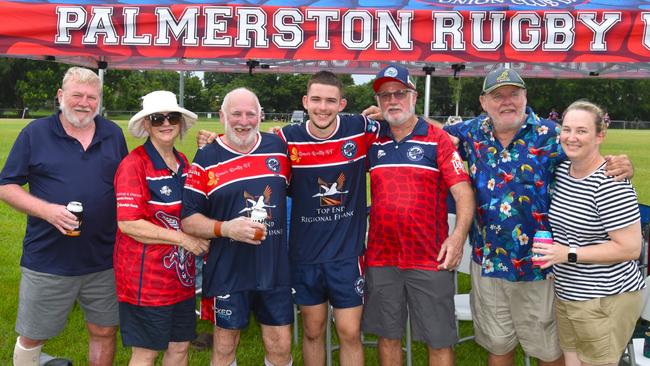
[556,290,643,365]
[470,262,561,362]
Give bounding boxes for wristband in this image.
[213,221,223,238]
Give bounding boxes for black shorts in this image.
[119,297,196,350]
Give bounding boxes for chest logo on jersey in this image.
[290,146,301,163]
[266,157,281,173]
[341,140,358,159]
[407,146,424,161]
[207,171,219,187]
[238,185,276,221]
[312,172,348,206]
[160,185,172,196]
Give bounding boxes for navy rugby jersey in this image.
[182,132,290,296]
[279,114,379,264]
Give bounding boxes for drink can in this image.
[532,230,553,267]
[65,201,83,237]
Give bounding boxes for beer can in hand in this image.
[65,201,83,237]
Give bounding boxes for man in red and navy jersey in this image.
[362,65,475,366]
[181,88,293,366]
[278,71,379,366]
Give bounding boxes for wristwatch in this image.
[568,247,578,263]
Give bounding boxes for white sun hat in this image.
[128,90,198,138]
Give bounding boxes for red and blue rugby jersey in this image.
[182,132,290,296]
[278,115,379,264]
[366,118,470,270]
[113,139,195,306]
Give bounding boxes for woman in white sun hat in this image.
[112,90,209,365]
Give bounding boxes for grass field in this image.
[0,118,648,365]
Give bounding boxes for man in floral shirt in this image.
[444,67,633,366]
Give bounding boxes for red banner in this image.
[2,2,650,77]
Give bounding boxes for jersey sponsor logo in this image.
[377,149,386,159]
[341,140,358,159]
[407,145,425,161]
[451,151,468,175]
[238,185,276,220]
[160,185,172,196]
[312,172,348,206]
[266,157,281,173]
[207,171,219,187]
[354,276,365,296]
[290,146,301,163]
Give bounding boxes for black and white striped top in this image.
[549,160,644,301]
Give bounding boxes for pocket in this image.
[571,298,610,359]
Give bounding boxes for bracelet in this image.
[213,220,223,238]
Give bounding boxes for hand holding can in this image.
[532,230,553,267]
[65,201,83,237]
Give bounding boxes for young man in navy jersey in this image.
[0,67,128,366]
[182,88,293,366]
[278,71,379,366]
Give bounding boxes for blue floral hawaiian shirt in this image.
[445,107,565,281]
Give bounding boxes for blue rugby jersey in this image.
[279,114,379,264]
[182,132,290,296]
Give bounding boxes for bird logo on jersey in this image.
[312,172,348,206]
[238,185,276,219]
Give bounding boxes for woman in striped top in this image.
[532,99,644,366]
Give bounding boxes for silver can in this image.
[65,201,83,237]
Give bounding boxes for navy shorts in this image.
[292,256,365,309]
[201,286,293,329]
[119,297,196,351]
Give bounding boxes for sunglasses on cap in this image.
[147,112,183,127]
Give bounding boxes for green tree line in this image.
[3,58,650,120]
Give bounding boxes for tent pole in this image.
[451,64,465,117]
[179,71,185,108]
[98,68,104,115]
[422,66,435,118]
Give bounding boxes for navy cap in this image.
[373,65,416,92]
[482,67,526,95]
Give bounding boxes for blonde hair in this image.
[61,67,102,93]
[563,99,607,133]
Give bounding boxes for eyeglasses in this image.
[148,112,183,127]
[375,89,413,102]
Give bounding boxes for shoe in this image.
[40,352,72,366]
[190,332,212,351]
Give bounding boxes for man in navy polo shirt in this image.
[0,67,128,366]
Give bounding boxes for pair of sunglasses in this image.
[148,112,183,127]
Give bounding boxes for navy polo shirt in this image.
[0,113,128,276]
